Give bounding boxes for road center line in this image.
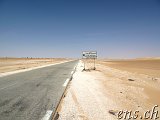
[63,78,70,87]
[41,110,53,120]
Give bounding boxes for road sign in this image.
[82,51,97,59]
[82,51,97,70]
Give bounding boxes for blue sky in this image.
[0,0,160,58]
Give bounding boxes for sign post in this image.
[82,51,97,70]
[93,58,96,70]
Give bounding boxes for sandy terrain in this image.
[1,58,159,119]
[0,58,70,73]
[98,59,160,78]
[58,59,160,120]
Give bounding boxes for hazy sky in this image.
[0,0,160,58]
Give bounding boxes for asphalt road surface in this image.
[0,60,78,120]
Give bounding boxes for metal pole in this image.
[84,59,86,70]
[93,58,96,70]
[82,51,85,71]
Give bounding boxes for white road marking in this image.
[41,110,53,120]
[0,60,74,78]
[0,83,17,91]
[63,78,70,87]
[71,71,74,74]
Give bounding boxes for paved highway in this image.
[0,60,78,120]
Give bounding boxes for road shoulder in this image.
[57,61,116,120]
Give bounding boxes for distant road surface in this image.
[0,60,78,120]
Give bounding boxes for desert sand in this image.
[98,59,160,78]
[97,59,160,117]
[58,59,160,120]
[0,58,70,73]
[1,58,159,119]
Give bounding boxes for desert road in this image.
[0,60,78,120]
